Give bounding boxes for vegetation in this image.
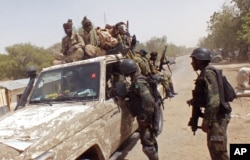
[0,43,54,80]
[199,0,250,61]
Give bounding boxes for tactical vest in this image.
[192,74,207,107]
[128,80,144,117]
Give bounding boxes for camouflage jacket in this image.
[62,32,85,55]
[194,67,220,121]
[133,55,152,76]
[129,72,155,121]
[148,59,160,75]
[81,29,100,46]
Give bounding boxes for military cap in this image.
[63,19,73,29]
[82,16,92,27]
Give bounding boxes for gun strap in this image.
[205,66,226,103]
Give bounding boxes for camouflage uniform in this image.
[61,32,85,62]
[81,16,106,57]
[133,54,152,76]
[194,68,230,160]
[54,19,85,64]
[129,71,159,160]
[148,58,174,98]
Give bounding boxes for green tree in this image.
[238,12,250,44]
[3,43,54,80]
[0,54,12,80]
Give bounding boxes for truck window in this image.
[105,61,124,100]
[29,62,100,103]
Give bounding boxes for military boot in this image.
[143,146,159,160]
[165,88,174,99]
[170,84,178,95]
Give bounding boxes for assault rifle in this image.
[187,95,203,135]
[158,45,173,75]
[159,46,167,72]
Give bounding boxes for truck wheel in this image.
[153,102,164,136]
[157,106,164,135]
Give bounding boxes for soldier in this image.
[81,16,106,58]
[187,47,230,160]
[119,59,159,160]
[149,52,176,98]
[61,19,85,62]
[107,22,136,57]
[133,49,152,76]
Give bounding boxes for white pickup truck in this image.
[0,53,164,160]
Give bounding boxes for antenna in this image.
[104,12,107,25]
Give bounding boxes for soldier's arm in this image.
[134,79,155,111]
[74,33,85,48]
[61,37,68,55]
[203,70,220,121]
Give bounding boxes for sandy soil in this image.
[123,55,250,160]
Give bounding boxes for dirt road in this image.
[124,55,250,160]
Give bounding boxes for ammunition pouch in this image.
[192,78,206,107]
[219,102,232,114]
[115,81,128,97]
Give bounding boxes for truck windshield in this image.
[29,62,100,103]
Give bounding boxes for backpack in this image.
[206,66,237,113]
[96,28,118,50]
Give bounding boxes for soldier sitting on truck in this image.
[106,21,137,57]
[81,16,106,58]
[81,16,119,58]
[53,19,85,65]
[149,52,177,98]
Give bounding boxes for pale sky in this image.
[0,0,226,54]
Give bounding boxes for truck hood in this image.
[0,104,92,153]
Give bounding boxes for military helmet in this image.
[139,49,148,56]
[190,47,211,61]
[119,59,138,74]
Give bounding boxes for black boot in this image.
[164,88,174,99]
[170,85,178,95]
[143,146,159,160]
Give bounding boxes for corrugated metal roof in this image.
[0,78,30,90]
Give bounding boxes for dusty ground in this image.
[124,55,250,160]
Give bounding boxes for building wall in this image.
[0,88,9,116]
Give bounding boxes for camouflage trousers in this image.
[84,44,106,58]
[66,47,84,62]
[53,47,84,64]
[137,116,158,160]
[207,115,230,160]
[157,72,171,91]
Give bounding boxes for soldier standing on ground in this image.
[119,59,159,160]
[187,47,230,160]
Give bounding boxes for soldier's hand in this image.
[68,46,77,53]
[186,99,193,106]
